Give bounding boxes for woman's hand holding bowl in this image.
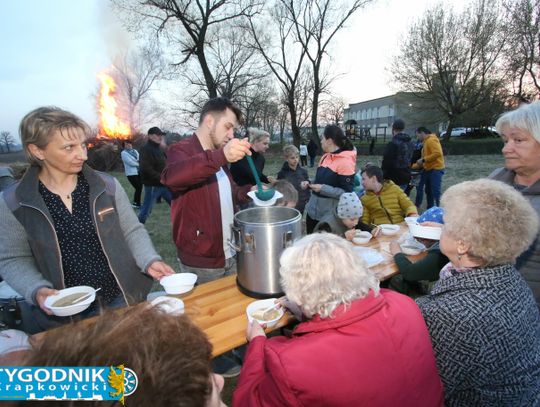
[36,287,60,315]
[146,261,175,281]
[246,320,267,341]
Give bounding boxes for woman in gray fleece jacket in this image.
[0,107,174,332]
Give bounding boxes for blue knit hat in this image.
[417,206,444,224]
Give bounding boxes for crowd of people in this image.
[0,98,539,406]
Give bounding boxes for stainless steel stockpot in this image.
[231,206,302,298]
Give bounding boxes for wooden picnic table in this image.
[179,222,424,356]
[33,223,424,358]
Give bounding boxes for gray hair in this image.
[279,233,380,319]
[247,128,270,144]
[441,179,539,266]
[496,100,540,144]
[19,106,91,167]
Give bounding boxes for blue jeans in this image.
[414,171,427,208]
[424,169,444,208]
[138,185,172,224]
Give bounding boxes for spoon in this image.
[259,302,281,320]
[245,155,275,201]
[70,288,101,306]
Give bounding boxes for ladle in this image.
[246,154,275,201]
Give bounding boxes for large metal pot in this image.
[231,206,302,298]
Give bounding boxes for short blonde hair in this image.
[283,145,299,157]
[280,233,379,319]
[496,100,540,144]
[441,179,539,266]
[19,106,91,167]
[274,180,298,207]
[247,128,270,144]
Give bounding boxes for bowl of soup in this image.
[44,286,97,317]
[379,224,400,236]
[352,231,372,245]
[246,299,284,328]
[160,273,197,295]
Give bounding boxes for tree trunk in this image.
[197,50,217,98]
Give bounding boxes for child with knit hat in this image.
[314,192,379,238]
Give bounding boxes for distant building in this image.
[343,92,444,141]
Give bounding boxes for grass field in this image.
[0,150,505,403]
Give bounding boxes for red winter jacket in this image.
[161,135,251,268]
[233,289,443,407]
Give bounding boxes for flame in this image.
[97,72,131,140]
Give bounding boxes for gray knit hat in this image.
[336,192,363,219]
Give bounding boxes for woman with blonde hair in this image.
[417,179,540,406]
[230,128,275,187]
[234,233,443,406]
[0,107,174,333]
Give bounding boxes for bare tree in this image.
[211,25,270,99]
[0,131,15,153]
[247,1,310,146]
[281,0,372,144]
[112,0,263,98]
[502,0,540,102]
[112,44,169,132]
[318,95,346,124]
[391,0,505,140]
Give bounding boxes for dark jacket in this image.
[307,139,318,157]
[417,264,540,406]
[489,167,540,309]
[394,242,447,282]
[161,134,251,268]
[0,165,157,305]
[276,161,310,213]
[230,148,268,186]
[139,139,167,186]
[382,132,414,185]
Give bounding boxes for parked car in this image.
[439,127,467,138]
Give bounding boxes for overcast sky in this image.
[0,0,467,143]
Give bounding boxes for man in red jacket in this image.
[162,97,253,378]
[161,97,252,283]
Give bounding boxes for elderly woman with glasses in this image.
[233,233,443,407]
[489,100,540,309]
[417,179,540,406]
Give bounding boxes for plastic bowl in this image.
[379,224,400,236]
[353,231,372,245]
[44,286,96,317]
[246,299,284,329]
[400,242,425,255]
[150,296,185,315]
[404,216,418,226]
[409,223,442,240]
[160,273,198,295]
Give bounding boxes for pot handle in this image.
[283,231,293,248]
[229,225,241,252]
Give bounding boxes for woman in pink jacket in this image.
[233,233,443,407]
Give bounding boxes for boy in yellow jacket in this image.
[360,165,418,225]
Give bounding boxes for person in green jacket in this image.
[389,207,448,296]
